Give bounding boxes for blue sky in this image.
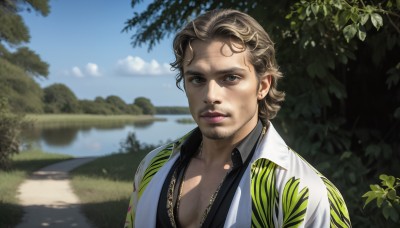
[21,0,188,106]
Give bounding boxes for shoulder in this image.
[133,129,195,191]
[134,139,178,182]
[283,149,351,227]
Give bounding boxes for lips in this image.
[200,111,227,124]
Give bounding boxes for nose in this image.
[203,80,222,104]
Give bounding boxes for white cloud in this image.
[71,66,84,77]
[85,62,101,77]
[68,63,101,78]
[116,55,174,76]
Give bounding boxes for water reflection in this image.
[42,127,78,146]
[133,120,156,129]
[21,115,197,157]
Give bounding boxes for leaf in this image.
[382,204,399,222]
[360,14,369,25]
[382,204,391,219]
[332,0,342,9]
[362,191,377,207]
[370,184,382,191]
[338,10,351,28]
[371,13,383,30]
[322,5,328,16]
[343,24,357,42]
[306,6,312,17]
[380,174,396,188]
[311,3,319,16]
[340,151,352,160]
[387,189,397,200]
[358,25,367,41]
[350,12,359,23]
[377,197,384,207]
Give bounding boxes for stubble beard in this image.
[201,127,230,140]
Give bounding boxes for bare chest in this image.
[176,162,230,227]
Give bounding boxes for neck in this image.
[196,139,235,167]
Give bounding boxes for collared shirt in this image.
[156,121,264,227]
[125,122,351,228]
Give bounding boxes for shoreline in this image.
[24,114,166,127]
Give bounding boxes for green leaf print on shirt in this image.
[251,159,278,228]
[282,177,309,228]
[138,144,174,199]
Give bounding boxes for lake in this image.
[21,115,197,157]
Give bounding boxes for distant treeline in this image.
[156,106,190,114]
[0,80,188,115]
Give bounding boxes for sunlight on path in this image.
[16,157,97,228]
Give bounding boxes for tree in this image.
[0,0,50,78]
[0,58,44,113]
[2,47,49,77]
[0,0,50,46]
[0,0,50,113]
[134,97,156,115]
[124,1,400,226]
[105,95,128,114]
[43,83,80,113]
[0,98,25,169]
[128,104,143,115]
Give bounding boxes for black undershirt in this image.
[156,121,263,228]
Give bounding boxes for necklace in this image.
[167,142,232,227]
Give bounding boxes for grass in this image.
[70,151,149,228]
[176,117,195,124]
[0,150,73,228]
[25,114,166,128]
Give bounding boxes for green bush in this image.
[119,132,156,153]
[363,174,400,224]
[0,98,25,169]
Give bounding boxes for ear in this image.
[257,74,272,100]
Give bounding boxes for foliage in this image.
[0,0,50,78]
[156,106,190,114]
[80,96,148,115]
[127,104,143,115]
[105,95,129,114]
[43,83,81,113]
[124,0,400,226]
[0,58,44,113]
[80,99,106,115]
[134,96,156,115]
[119,131,156,154]
[0,0,50,114]
[363,174,400,223]
[0,98,25,169]
[176,118,195,124]
[0,0,49,42]
[2,47,49,77]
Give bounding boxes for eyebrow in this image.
[184,67,247,77]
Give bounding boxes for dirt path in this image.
[16,157,97,228]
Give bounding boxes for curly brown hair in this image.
[171,9,285,122]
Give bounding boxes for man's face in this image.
[183,39,270,142]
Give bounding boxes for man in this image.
[125,9,351,228]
